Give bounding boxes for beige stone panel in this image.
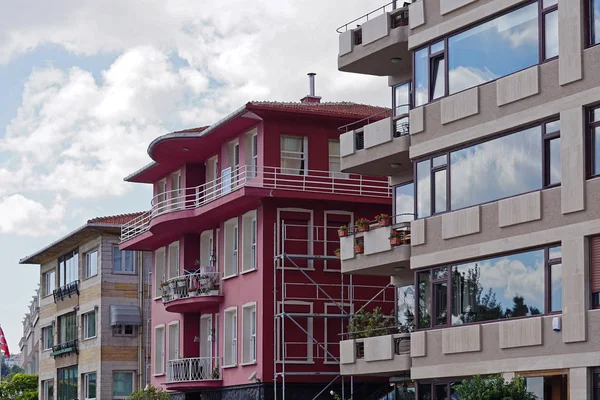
[340,339,356,365]
[442,206,480,239]
[340,354,411,376]
[442,325,481,354]
[498,191,541,228]
[411,219,426,246]
[101,346,138,362]
[569,367,590,400]
[79,283,102,304]
[54,352,78,369]
[364,226,392,255]
[362,12,390,45]
[39,357,54,373]
[499,317,543,349]
[340,131,354,157]
[409,0,425,29]
[103,282,139,298]
[40,303,56,319]
[558,0,583,85]
[440,0,478,15]
[562,237,587,343]
[339,30,353,56]
[364,335,394,362]
[409,107,424,135]
[496,66,539,106]
[55,295,79,313]
[364,117,392,149]
[411,331,426,357]
[561,107,585,215]
[440,87,479,124]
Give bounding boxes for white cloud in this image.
[0,194,66,237]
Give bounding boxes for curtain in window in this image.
[281,136,304,173]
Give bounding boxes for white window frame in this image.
[154,325,166,376]
[280,135,308,175]
[276,208,314,270]
[83,371,97,400]
[223,307,238,367]
[113,246,136,274]
[251,132,258,177]
[241,210,258,273]
[276,301,314,364]
[328,139,348,178]
[167,321,180,361]
[200,231,215,269]
[44,270,56,297]
[42,380,54,400]
[82,310,96,340]
[84,250,99,279]
[241,302,257,365]
[156,178,167,214]
[167,241,180,279]
[42,325,53,351]
[112,371,135,400]
[224,218,239,278]
[154,247,166,298]
[170,170,182,210]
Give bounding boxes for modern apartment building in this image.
[19,288,40,374]
[119,80,397,399]
[20,214,151,400]
[335,0,600,399]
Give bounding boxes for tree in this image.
[0,373,39,400]
[348,307,396,339]
[126,385,171,400]
[453,375,537,400]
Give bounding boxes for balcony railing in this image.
[338,105,409,136]
[52,280,79,303]
[121,165,391,242]
[161,271,222,302]
[50,339,78,358]
[166,357,222,383]
[337,1,406,33]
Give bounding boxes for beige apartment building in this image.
[335,0,600,398]
[19,288,40,375]
[20,214,151,400]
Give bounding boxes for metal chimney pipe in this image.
[308,73,316,96]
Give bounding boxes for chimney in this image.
[300,72,322,104]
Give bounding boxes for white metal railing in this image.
[166,357,221,383]
[121,165,391,242]
[161,271,222,302]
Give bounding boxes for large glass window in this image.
[591,0,600,45]
[416,120,560,218]
[113,371,134,399]
[85,250,98,279]
[84,372,96,400]
[543,4,559,60]
[396,285,415,330]
[113,246,135,273]
[42,326,54,350]
[57,366,77,400]
[43,380,54,400]
[589,108,600,176]
[58,313,77,344]
[83,311,96,339]
[414,48,429,107]
[58,250,78,287]
[417,246,560,329]
[280,135,306,175]
[394,182,415,224]
[44,270,56,296]
[393,81,411,136]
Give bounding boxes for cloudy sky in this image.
[0,0,389,353]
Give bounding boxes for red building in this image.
[120,81,395,399]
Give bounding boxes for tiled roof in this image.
[171,126,210,134]
[87,212,145,226]
[248,101,389,118]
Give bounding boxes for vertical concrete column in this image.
[558,0,583,85]
[560,107,585,215]
[562,236,588,343]
[569,367,590,400]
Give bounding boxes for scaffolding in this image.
[273,221,395,400]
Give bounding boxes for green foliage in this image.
[453,375,537,400]
[126,385,171,400]
[0,373,39,400]
[349,307,396,339]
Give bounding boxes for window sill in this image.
[222,274,238,281]
[83,274,98,281]
[112,271,136,275]
[275,360,315,365]
[222,364,238,369]
[42,348,52,353]
[240,268,258,276]
[241,361,257,366]
[82,336,97,342]
[153,373,165,377]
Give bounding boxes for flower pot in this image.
[378,219,391,227]
[334,252,341,259]
[177,280,186,288]
[357,225,370,232]
[209,289,219,296]
[338,229,348,238]
[390,237,403,246]
[354,245,364,254]
[168,282,176,289]
[162,296,170,303]
[188,290,198,297]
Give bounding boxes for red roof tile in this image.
[87,212,145,226]
[248,101,389,119]
[171,126,210,134]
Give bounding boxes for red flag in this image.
[0,326,10,358]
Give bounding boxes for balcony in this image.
[339,109,410,177]
[50,339,78,358]
[338,1,411,76]
[121,165,390,243]
[340,333,411,376]
[52,281,79,303]
[166,357,222,391]
[161,271,223,313]
[339,217,411,275]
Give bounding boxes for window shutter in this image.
[591,236,600,293]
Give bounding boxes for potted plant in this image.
[188,285,198,297]
[168,279,177,290]
[334,248,341,259]
[375,214,391,227]
[176,277,187,288]
[389,231,404,246]
[354,239,364,254]
[355,218,371,232]
[338,225,349,238]
[161,288,170,302]
[209,285,220,296]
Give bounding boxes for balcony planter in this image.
[355,218,370,232]
[334,249,341,259]
[177,278,186,288]
[338,225,349,238]
[389,232,404,246]
[376,214,391,227]
[168,281,177,290]
[162,294,170,302]
[354,245,364,254]
[188,288,198,297]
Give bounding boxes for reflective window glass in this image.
[416,160,431,218]
[394,182,415,223]
[450,126,542,210]
[551,263,563,312]
[544,10,559,59]
[543,0,558,7]
[451,249,545,325]
[434,282,448,326]
[430,40,445,54]
[432,155,447,168]
[414,48,429,106]
[434,169,447,213]
[394,82,410,116]
[593,0,600,45]
[396,285,415,328]
[548,137,561,185]
[545,120,560,134]
[595,127,600,175]
[418,272,431,329]
[431,57,445,100]
[434,384,448,400]
[418,384,432,400]
[448,3,539,94]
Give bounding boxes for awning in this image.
[110,305,142,326]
